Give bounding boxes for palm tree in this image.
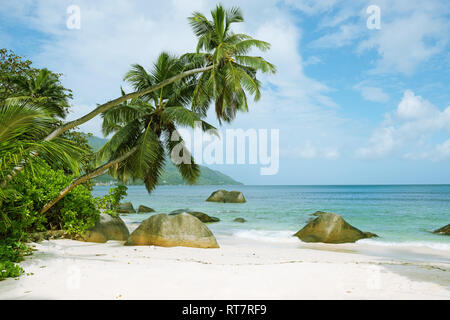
[186,4,276,122]
[0,69,76,187]
[8,68,72,118]
[40,53,216,214]
[2,4,275,188]
[0,100,84,207]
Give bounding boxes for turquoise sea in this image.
[92,184,450,251]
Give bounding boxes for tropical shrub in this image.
[0,238,32,280]
[0,159,100,240]
[95,185,128,216]
[0,261,23,280]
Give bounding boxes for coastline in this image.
[0,236,448,300]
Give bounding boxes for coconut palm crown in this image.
[9,68,72,119]
[0,100,84,186]
[186,4,276,123]
[97,53,217,192]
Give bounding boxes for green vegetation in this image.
[0,239,31,280]
[1,159,98,237]
[87,134,242,185]
[95,185,128,216]
[0,51,126,280]
[93,160,242,186]
[0,4,273,280]
[188,5,275,122]
[96,52,216,192]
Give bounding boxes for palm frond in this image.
[101,103,148,136]
[0,100,54,143]
[233,39,271,54]
[235,56,276,74]
[96,118,142,164]
[163,128,200,185]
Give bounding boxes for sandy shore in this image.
[0,236,449,300]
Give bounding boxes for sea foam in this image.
[233,229,299,243]
[358,238,450,251]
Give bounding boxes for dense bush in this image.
[0,159,100,240]
[0,161,129,280]
[0,49,130,281]
[0,162,130,280]
[0,238,31,280]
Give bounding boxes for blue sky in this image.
[1,0,449,185]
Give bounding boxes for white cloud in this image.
[310,23,361,48]
[353,83,389,103]
[1,0,216,135]
[284,141,340,160]
[300,0,450,75]
[358,10,448,75]
[404,139,450,161]
[299,141,317,159]
[324,149,340,160]
[356,126,396,159]
[396,90,437,120]
[435,139,450,159]
[357,90,450,159]
[1,0,352,141]
[303,56,322,66]
[284,0,338,15]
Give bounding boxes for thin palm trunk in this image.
[1,65,213,188]
[40,146,138,214]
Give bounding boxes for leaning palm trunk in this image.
[1,65,213,188]
[40,146,138,214]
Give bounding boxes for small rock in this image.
[137,205,155,213]
[118,202,136,214]
[169,210,220,223]
[206,190,246,203]
[433,224,450,235]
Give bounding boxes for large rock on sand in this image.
[294,211,378,244]
[126,213,219,248]
[118,202,136,214]
[169,210,220,223]
[138,205,155,213]
[206,190,246,203]
[82,213,130,243]
[433,224,450,235]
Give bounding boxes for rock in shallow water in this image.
[118,202,136,213]
[170,208,190,214]
[169,210,220,223]
[137,205,155,213]
[206,190,246,203]
[433,224,450,235]
[126,213,219,248]
[233,218,246,223]
[82,213,130,243]
[294,211,378,244]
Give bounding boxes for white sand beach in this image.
[0,236,449,300]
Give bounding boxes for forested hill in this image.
[87,135,243,186]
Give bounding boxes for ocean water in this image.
[92,185,450,251]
